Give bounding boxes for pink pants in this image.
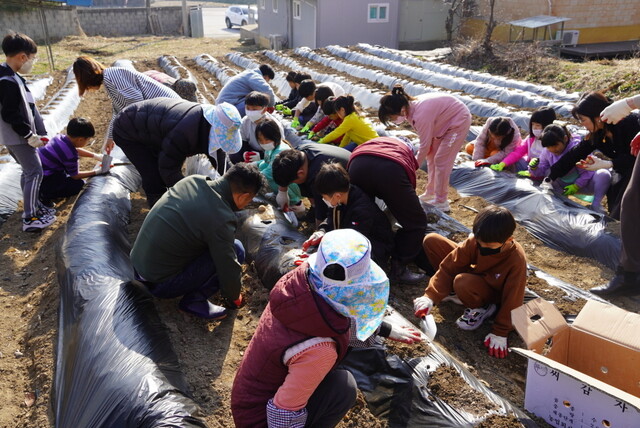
[418,118,472,203]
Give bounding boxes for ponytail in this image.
[540,123,571,148]
[488,117,516,151]
[334,95,358,116]
[379,84,415,125]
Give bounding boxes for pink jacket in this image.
[472,117,522,164]
[502,135,544,166]
[407,93,471,165]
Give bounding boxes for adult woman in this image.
[379,85,472,213]
[72,56,181,153]
[548,91,640,219]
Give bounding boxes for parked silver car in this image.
[225,6,256,28]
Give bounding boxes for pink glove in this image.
[413,296,433,318]
[302,230,324,252]
[484,333,508,359]
[475,159,491,168]
[388,326,424,344]
[243,151,260,163]
[631,132,640,157]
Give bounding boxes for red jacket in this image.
[231,263,351,428]
[348,137,419,188]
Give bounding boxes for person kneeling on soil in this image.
[413,205,526,359]
[303,162,394,268]
[113,98,243,207]
[231,229,422,428]
[38,118,108,205]
[130,163,264,319]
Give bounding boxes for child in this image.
[291,80,344,129]
[253,119,305,213]
[231,91,284,164]
[274,71,300,113]
[414,205,527,359]
[231,229,391,427]
[467,116,522,167]
[308,98,343,143]
[38,118,106,204]
[300,83,345,134]
[318,95,378,151]
[0,32,54,232]
[490,106,556,172]
[529,124,611,214]
[304,162,394,266]
[378,85,471,213]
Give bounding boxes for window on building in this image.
[259,0,265,9]
[293,0,301,19]
[368,3,389,23]
[273,0,278,13]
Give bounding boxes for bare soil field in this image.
[1,35,638,428]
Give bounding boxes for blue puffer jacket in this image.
[216,69,275,116]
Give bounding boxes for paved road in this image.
[202,7,241,39]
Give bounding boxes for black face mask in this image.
[477,243,502,256]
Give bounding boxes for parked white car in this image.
[225,6,254,28]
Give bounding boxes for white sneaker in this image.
[38,205,56,217]
[23,214,56,232]
[419,193,436,204]
[432,201,451,213]
[456,304,496,331]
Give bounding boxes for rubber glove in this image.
[601,98,633,124]
[388,326,424,344]
[517,170,531,178]
[489,162,506,172]
[528,157,539,169]
[563,183,579,196]
[578,155,612,171]
[275,104,284,111]
[484,333,508,358]
[243,151,260,163]
[475,159,491,168]
[631,132,640,157]
[302,230,325,251]
[413,296,434,318]
[291,117,300,129]
[307,131,315,140]
[266,107,275,114]
[27,135,48,148]
[540,177,553,193]
[300,123,311,133]
[281,106,292,116]
[232,294,244,309]
[276,189,290,211]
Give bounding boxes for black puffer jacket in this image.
[112,97,214,187]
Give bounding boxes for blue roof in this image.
[50,0,93,5]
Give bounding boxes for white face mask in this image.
[323,198,336,208]
[245,110,264,123]
[532,128,543,138]
[261,141,275,151]
[393,115,406,125]
[18,57,36,74]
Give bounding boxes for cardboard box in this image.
[511,298,640,428]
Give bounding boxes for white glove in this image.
[243,151,260,163]
[413,296,434,318]
[579,155,612,171]
[27,134,48,148]
[601,99,633,124]
[388,325,424,344]
[539,177,553,193]
[276,189,290,211]
[484,333,508,358]
[92,152,104,161]
[302,230,325,252]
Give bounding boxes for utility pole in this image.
[182,0,189,37]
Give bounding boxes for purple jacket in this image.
[38,134,79,176]
[532,135,594,188]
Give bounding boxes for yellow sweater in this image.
[320,112,378,147]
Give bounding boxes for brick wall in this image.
[476,0,640,29]
[77,7,186,37]
[0,6,81,44]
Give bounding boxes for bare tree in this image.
[482,0,498,53]
[443,0,478,43]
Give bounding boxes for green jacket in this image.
[131,175,242,302]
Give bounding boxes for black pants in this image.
[305,369,357,428]
[621,155,640,272]
[40,171,84,201]
[607,172,630,220]
[349,155,427,264]
[115,137,167,207]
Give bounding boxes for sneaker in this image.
[442,292,463,305]
[456,304,496,331]
[38,205,56,217]
[178,299,228,320]
[432,201,451,213]
[418,193,436,204]
[22,214,56,232]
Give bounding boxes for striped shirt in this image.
[38,134,79,176]
[103,67,181,138]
